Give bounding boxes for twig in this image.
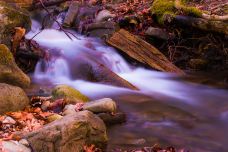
[39,0,80,40]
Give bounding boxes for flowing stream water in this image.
[26,19,228,152]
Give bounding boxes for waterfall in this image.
[26,20,228,105]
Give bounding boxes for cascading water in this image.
[26,19,228,151]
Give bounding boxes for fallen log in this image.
[172,15,228,35]
[106,29,184,74]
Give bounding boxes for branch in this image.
[38,0,80,40]
[174,0,228,21]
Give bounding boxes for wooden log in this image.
[106,29,184,74]
[173,15,228,35]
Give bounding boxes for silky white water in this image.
[26,20,228,105]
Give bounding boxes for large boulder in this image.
[52,85,89,104]
[0,44,30,88]
[0,83,29,114]
[25,111,108,152]
[0,1,31,47]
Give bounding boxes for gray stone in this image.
[83,98,117,113]
[145,27,173,40]
[95,10,115,23]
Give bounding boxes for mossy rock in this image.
[52,85,89,104]
[151,0,176,24]
[0,1,31,47]
[151,0,202,24]
[0,44,30,88]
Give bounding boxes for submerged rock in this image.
[52,85,89,104]
[0,44,30,88]
[0,1,31,47]
[25,111,108,152]
[0,83,29,114]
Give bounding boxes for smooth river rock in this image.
[0,44,30,88]
[0,83,29,114]
[25,110,108,152]
[83,98,117,113]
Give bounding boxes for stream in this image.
[26,19,228,152]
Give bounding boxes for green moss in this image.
[0,44,14,65]
[52,85,89,104]
[151,0,203,24]
[151,0,177,24]
[178,0,202,17]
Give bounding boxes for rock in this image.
[83,98,117,113]
[2,116,16,124]
[19,139,30,147]
[145,27,174,40]
[52,85,89,104]
[47,114,63,123]
[97,112,126,125]
[41,100,51,111]
[63,1,80,27]
[95,10,115,23]
[0,44,31,88]
[189,58,208,69]
[0,1,31,47]
[25,111,108,152]
[0,83,29,114]
[2,140,31,152]
[62,104,76,115]
[86,21,117,37]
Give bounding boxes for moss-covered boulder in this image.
[0,44,30,88]
[52,85,89,104]
[150,0,202,24]
[0,1,31,47]
[0,83,29,114]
